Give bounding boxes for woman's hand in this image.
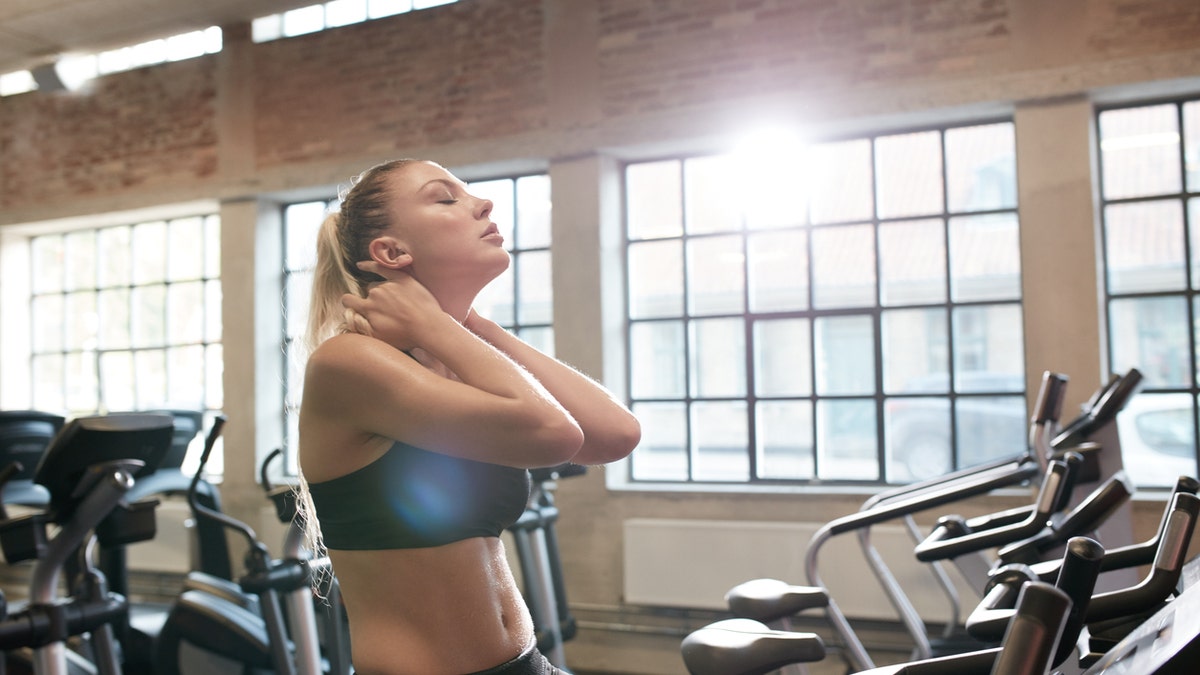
[341,261,447,351]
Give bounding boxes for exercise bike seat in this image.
[681,618,825,675]
[724,579,828,623]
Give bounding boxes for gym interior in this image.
[2,0,1200,673]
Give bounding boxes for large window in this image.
[1098,99,1200,487]
[281,173,553,473]
[27,215,224,472]
[624,122,1025,485]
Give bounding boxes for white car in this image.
[1115,392,1198,488]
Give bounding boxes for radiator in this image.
[623,518,972,622]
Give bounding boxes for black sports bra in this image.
[307,440,531,550]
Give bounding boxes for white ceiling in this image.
[0,0,320,75]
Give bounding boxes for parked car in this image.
[1116,393,1198,487]
[885,372,1027,483]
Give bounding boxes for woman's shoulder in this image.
[304,333,419,393]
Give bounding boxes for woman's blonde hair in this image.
[296,158,420,567]
[303,158,422,354]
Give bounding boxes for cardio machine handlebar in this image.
[913,455,1076,563]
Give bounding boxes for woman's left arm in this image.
[465,312,641,465]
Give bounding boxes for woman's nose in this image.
[475,197,493,220]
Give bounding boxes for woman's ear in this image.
[367,236,414,270]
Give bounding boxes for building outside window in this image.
[1098,99,1200,488]
[624,121,1024,485]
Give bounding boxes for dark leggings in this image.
[465,643,566,675]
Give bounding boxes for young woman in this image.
[297,159,641,675]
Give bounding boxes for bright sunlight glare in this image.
[729,125,812,229]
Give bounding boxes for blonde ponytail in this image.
[303,158,419,355]
[303,211,365,354]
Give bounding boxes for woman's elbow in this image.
[529,416,585,468]
[576,414,642,466]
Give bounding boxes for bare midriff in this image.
[330,536,534,675]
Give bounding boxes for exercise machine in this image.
[0,413,175,675]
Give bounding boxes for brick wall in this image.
[1,0,1199,217]
[0,59,218,209]
[252,0,547,168]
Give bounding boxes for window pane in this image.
[135,349,167,408]
[812,224,875,308]
[285,202,326,270]
[32,355,64,412]
[1192,198,1200,291]
[368,0,412,19]
[753,319,811,397]
[206,279,223,343]
[817,398,878,480]
[168,281,205,344]
[516,250,552,325]
[692,401,748,482]
[809,139,873,225]
[326,0,367,26]
[32,295,64,353]
[1104,200,1186,294]
[168,217,204,281]
[756,400,814,479]
[64,291,97,351]
[628,239,683,318]
[630,320,685,398]
[1100,104,1182,200]
[627,161,683,240]
[64,231,96,290]
[950,213,1021,302]
[882,308,948,394]
[957,395,1026,467]
[286,272,313,339]
[98,289,132,349]
[685,155,741,234]
[689,318,746,398]
[951,304,1024,387]
[132,221,167,284]
[886,396,950,482]
[748,230,808,312]
[945,123,1016,212]
[875,131,944,219]
[132,286,166,347]
[100,351,134,412]
[206,344,224,409]
[815,315,875,396]
[283,5,325,36]
[1186,102,1200,193]
[879,218,946,305]
[167,345,205,408]
[1117,392,1197,487]
[205,215,222,278]
[516,175,552,248]
[1109,296,1189,388]
[31,236,64,294]
[64,352,98,413]
[630,402,687,481]
[687,235,745,315]
[98,226,132,287]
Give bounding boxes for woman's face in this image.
[382,161,510,282]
